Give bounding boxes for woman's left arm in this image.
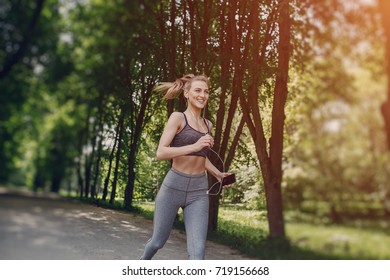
[204,120,230,181]
[205,157,230,182]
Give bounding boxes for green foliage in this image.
[134,110,170,201]
[284,49,389,222]
[1,0,389,243]
[280,0,390,222]
[133,202,390,259]
[0,0,61,182]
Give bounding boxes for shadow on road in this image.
[0,187,252,260]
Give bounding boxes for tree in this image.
[0,0,60,183]
[0,0,45,80]
[208,0,252,231]
[378,0,390,150]
[280,0,390,221]
[237,0,291,238]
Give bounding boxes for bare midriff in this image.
[172,155,206,175]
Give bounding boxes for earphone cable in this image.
[206,146,225,196]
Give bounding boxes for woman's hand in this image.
[192,134,214,152]
[218,172,232,184]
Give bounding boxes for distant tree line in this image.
[1,0,389,241]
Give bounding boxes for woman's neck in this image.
[187,106,202,120]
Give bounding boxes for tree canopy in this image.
[1,0,389,238]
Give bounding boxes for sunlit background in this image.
[0,0,389,259]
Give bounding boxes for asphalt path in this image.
[0,188,251,260]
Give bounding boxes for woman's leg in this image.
[183,191,209,260]
[140,186,183,259]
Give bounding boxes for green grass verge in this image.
[134,202,390,260]
[7,186,389,259]
[61,195,390,260]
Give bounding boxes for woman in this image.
[140,74,229,260]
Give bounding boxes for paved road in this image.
[0,188,251,260]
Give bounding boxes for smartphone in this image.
[221,173,236,186]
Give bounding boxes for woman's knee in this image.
[148,238,166,251]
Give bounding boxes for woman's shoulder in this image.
[170,111,184,117]
[167,112,185,126]
[169,111,185,121]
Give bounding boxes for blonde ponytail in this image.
[155,74,209,100]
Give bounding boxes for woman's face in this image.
[186,80,209,109]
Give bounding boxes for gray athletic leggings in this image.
[140,168,209,260]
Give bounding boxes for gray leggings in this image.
[140,168,209,260]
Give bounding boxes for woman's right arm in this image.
[156,112,213,160]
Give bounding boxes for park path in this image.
[0,188,252,260]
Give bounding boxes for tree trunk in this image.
[379,0,390,150]
[158,0,168,80]
[83,106,92,198]
[264,0,291,237]
[102,121,119,201]
[123,83,137,208]
[85,119,97,198]
[187,0,198,72]
[77,158,84,198]
[91,130,103,199]
[207,1,250,231]
[124,80,153,209]
[109,110,125,205]
[124,167,135,210]
[238,0,290,238]
[77,130,84,198]
[91,91,105,198]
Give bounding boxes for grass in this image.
[134,202,390,259]
[5,186,389,259]
[286,223,390,259]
